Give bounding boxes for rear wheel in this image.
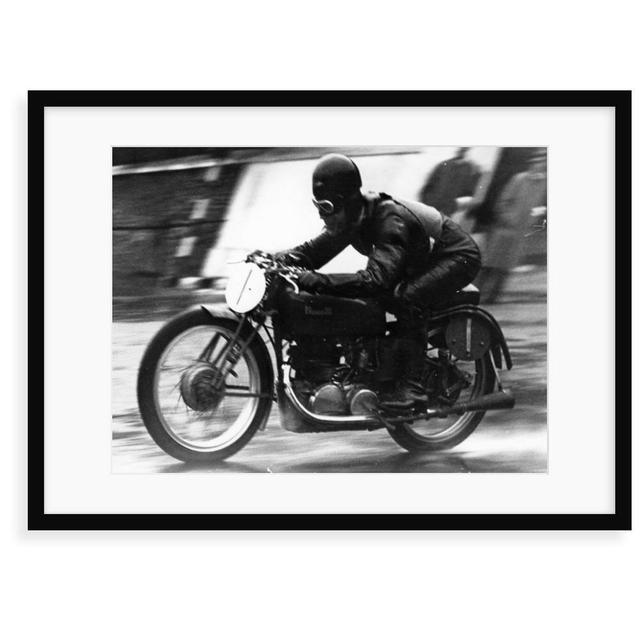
[387,336,495,452]
[137,309,273,463]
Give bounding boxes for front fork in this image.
[199,311,264,392]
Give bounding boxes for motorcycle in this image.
[137,252,515,463]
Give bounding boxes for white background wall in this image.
[203,147,498,277]
[3,3,638,640]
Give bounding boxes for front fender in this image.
[430,305,513,370]
[195,302,240,324]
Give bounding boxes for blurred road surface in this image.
[112,267,547,473]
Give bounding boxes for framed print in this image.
[29,90,631,530]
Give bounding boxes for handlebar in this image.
[244,252,307,296]
[246,252,305,276]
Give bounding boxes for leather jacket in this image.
[285,191,479,298]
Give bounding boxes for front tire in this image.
[137,309,273,463]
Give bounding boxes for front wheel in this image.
[137,309,274,463]
[387,345,495,453]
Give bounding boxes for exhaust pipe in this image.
[426,389,515,418]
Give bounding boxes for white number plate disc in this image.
[225,263,267,313]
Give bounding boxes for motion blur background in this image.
[112,146,547,306]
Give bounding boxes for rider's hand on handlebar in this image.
[246,249,273,263]
[274,251,311,268]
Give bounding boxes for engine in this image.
[288,336,392,416]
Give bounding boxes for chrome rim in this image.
[402,347,486,443]
[152,325,261,452]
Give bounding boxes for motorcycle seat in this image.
[431,284,480,310]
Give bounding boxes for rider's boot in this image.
[380,304,430,411]
[380,339,430,410]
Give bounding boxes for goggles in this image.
[311,196,342,217]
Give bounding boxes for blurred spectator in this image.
[477,150,547,303]
[418,147,481,217]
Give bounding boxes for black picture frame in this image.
[28,90,632,531]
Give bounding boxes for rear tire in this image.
[137,309,274,463]
[388,351,495,452]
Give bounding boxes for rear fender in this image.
[430,305,512,370]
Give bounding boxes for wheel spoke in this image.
[395,353,488,443]
[151,323,262,453]
[198,332,222,362]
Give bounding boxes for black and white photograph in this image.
[32,92,629,527]
[113,145,548,473]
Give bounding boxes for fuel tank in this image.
[277,290,386,337]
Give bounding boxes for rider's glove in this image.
[247,249,273,261]
[298,270,329,293]
[274,251,311,268]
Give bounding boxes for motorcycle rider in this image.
[277,153,482,409]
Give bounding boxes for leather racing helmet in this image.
[312,153,362,205]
